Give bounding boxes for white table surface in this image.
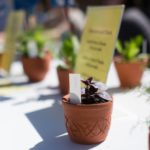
[0,60,150,150]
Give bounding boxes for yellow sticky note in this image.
[76,5,124,83]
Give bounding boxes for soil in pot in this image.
[22,53,51,82]
[62,95,113,144]
[57,67,73,95]
[114,57,147,88]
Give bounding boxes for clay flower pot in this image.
[22,53,51,82]
[57,68,73,95]
[62,95,113,144]
[114,57,147,88]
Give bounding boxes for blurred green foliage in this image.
[17,26,48,58]
[58,32,79,70]
[116,35,144,61]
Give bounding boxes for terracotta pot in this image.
[22,53,51,82]
[62,95,113,144]
[57,68,73,95]
[148,57,150,68]
[114,57,147,88]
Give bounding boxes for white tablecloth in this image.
[0,61,149,150]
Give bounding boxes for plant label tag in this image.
[1,11,25,72]
[75,5,124,83]
[69,73,81,104]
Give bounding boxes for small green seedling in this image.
[116,35,144,61]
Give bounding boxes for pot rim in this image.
[21,52,51,60]
[62,94,113,108]
[57,67,73,72]
[114,56,148,64]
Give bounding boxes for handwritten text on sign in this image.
[76,6,124,83]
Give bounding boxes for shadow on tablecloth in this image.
[26,95,98,150]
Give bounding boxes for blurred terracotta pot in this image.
[22,53,51,82]
[148,57,150,68]
[114,57,147,88]
[62,95,113,144]
[57,68,73,95]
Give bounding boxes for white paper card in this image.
[27,40,38,58]
[69,74,81,104]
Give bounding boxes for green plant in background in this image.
[139,84,150,101]
[145,86,150,94]
[58,32,79,70]
[144,86,150,101]
[116,35,144,61]
[17,26,50,58]
[143,86,150,130]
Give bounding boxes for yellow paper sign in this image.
[0,11,25,72]
[76,5,124,83]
